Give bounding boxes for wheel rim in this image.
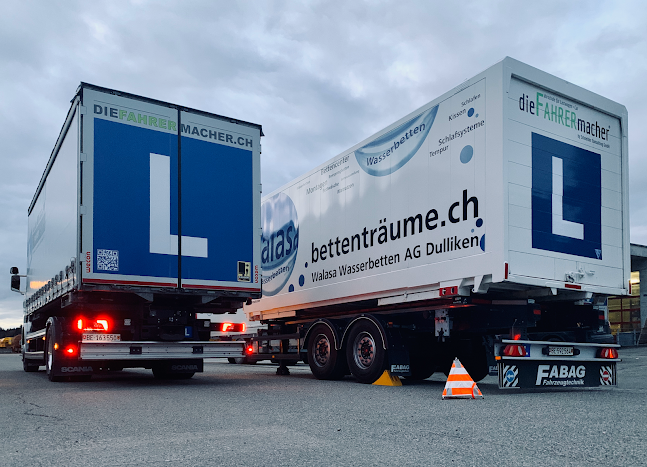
[353,332,376,370]
[313,334,330,367]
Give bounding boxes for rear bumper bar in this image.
[79,340,245,361]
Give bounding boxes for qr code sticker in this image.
[97,249,119,271]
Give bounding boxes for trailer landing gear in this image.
[276,364,290,375]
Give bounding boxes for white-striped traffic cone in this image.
[442,357,483,399]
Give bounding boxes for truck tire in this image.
[307,324,347,380]
[345,320,387,384]
[45,324,62,382]
[22,354,39,372]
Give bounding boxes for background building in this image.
[608,243,647,345]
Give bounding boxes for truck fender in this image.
[303,319,344,351]
[341,315,388,351]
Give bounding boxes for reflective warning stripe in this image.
[445,380,477,388]
[445,387,473,396]
[447,374,473,382]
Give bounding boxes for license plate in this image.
[548,346,574,356]
[83,333,121,342]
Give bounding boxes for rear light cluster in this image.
[502,344,527,357]
[211,322,246,333]
[598,348,618,359]
[246,345,254,355]
[76,318,111,332]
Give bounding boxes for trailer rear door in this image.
[505,75,627,294]
[81,87,261,292]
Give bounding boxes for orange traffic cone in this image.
[442,357,483,399]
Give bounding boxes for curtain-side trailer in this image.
[244,57,625,388]
[10,83,262,381]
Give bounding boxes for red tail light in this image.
[503,344,527,357]
[598,348,618,359]
[246,345,254,355]
[75,317,111,332]
[65,345,77,356]
[212,322,246,332]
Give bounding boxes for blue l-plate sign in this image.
[92,118,254,282]
[531,133,602,259]
[149,153,208,258]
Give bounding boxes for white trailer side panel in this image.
[251,69,506,316]
[26,109,79,300]
[246,57,629,320]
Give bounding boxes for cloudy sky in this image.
[1,0,646,328]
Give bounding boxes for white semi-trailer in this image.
[11,83,262,381]
[245,57,625,388]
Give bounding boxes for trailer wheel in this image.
[307,324,346,380]
[406,355,435,380]
[346,320,387,384]
[45,325,62,382]
[402,339,435,380]
[458,342,489,382]
[462,358,488,382]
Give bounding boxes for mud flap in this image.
[153,359,204,374]
[55,363,96,377]
[387,349,411,377]
[484,336,498,376]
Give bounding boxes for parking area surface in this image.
[1,346,646,466]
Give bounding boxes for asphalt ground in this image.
[1,346,646,466]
